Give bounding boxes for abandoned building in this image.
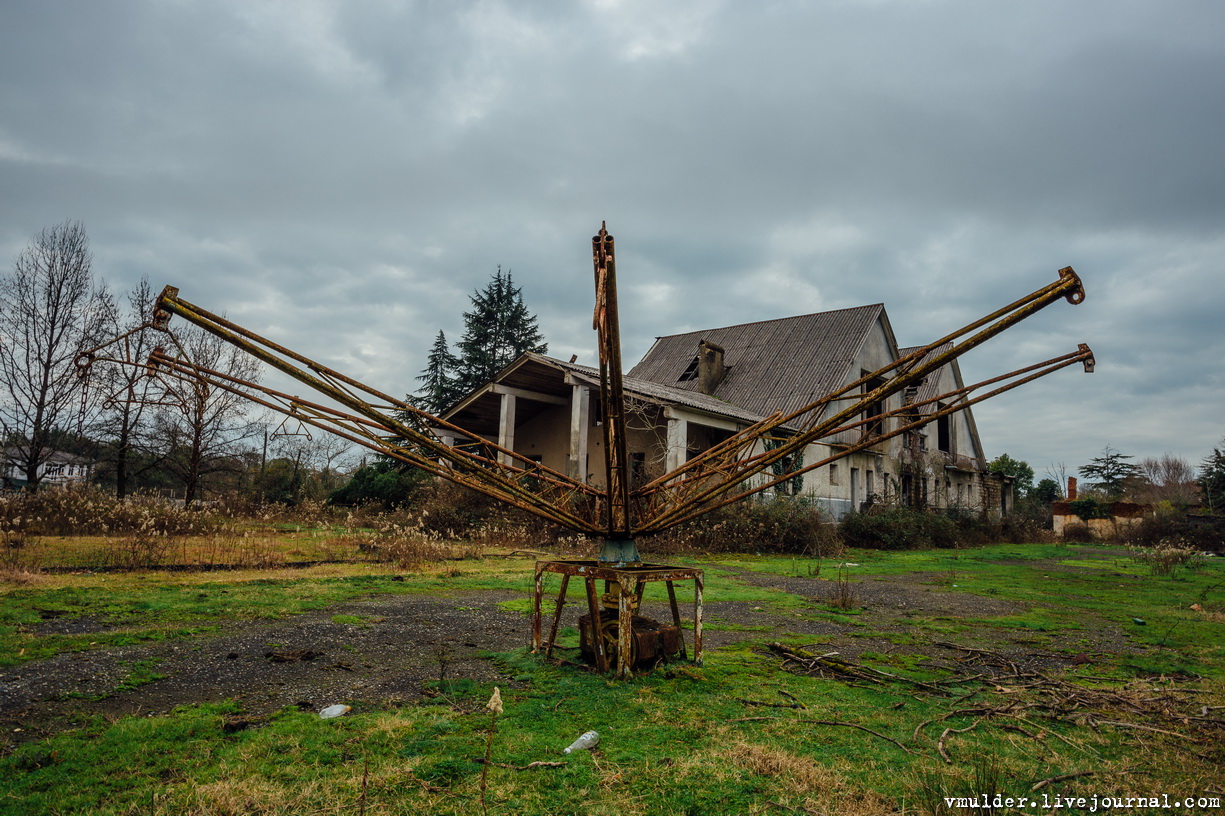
[2,447,95,490]
[439,304,1011,520]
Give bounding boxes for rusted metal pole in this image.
[666,581,687,660]
[592,223,635,552]
[693,574,704,666]
[532,563,546,654]
[617,573,636,679]
[545,574,570,658]
[583,574,608,673]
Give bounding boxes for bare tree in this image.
[151,324,262,504]
[91,278,161,497]
[1135,453,1197,506]
[1044,461,1070,493]
[0,222,115,487]
[256,430,354,503]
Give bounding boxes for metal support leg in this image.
[583,576,608,673]
[544,574,570,658]
[617,575,637,679]
[666,580,687,660]
[693,573,704,666]
[532,562,545,653]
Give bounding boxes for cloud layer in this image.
[3,0,1223,474]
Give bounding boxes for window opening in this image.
[677,357,699,382]
[937,407,951,453]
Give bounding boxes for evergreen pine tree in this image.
[1198,441,1225,513]
[455,267,546,393]
[1078,445,1138,499]
[411,330,461,415]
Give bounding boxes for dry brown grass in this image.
[724,741,893,814]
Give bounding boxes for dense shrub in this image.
[327,461,429,510]
[996,514,1050,544]
[1118,512,1224,553]
[839,506,1047,550]
[839,506,958,550]
[0,486,219,537]
[644,497,840,556]
[944,508,1050,546]
[1067,497,1111,521]
[1061,522,1094,543]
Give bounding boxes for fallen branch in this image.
[477,758,567,770]
[1006,715,1101,758]
[1030,770,1096,792]
[500,761,566,770]
[765,642,950,695]
[737,698,805,710]
[778,690,808,709]
[729,715,913,754]
[1093,719,1201,741]
[937,719,981,764]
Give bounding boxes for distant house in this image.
[440,305,1010,520]
[2,447,94,490]
[1051,477,1149,538]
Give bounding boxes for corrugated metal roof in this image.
[627,305,886,420]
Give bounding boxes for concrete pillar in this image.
[666,416,688,473]
[498,393,516,466]
[568,385,590,483]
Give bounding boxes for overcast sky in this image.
[2,0,1223,477]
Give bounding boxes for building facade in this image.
[440,305,1010,520]
[2,448,94,489]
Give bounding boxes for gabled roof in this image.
[2,447,94,466]
[628,304,892,420]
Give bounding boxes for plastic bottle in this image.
[319,704,351,719]
[563,730,600,754]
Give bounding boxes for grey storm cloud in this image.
[2,0,1223,472]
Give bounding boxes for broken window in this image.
[630,452,646,489]
[861,372,887,437]
[936,407,951,453]
[677,357,699,382]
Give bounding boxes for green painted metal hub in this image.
[598,538,641,567]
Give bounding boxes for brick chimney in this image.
[697,339,727,395]
[1067,476,1077,501]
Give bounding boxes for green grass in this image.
[2,542,1224,814]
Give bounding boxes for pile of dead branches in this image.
[759,641,1225,766]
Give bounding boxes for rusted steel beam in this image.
[666,580,687,660]
[616,573,637,679]
[592,223,633,546]
[76,226,1089,549]
[583,573,608,673]
[104,291,607,533]
[532,563,546,653]
[545,574,570,658]
[638,267,1086,501]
